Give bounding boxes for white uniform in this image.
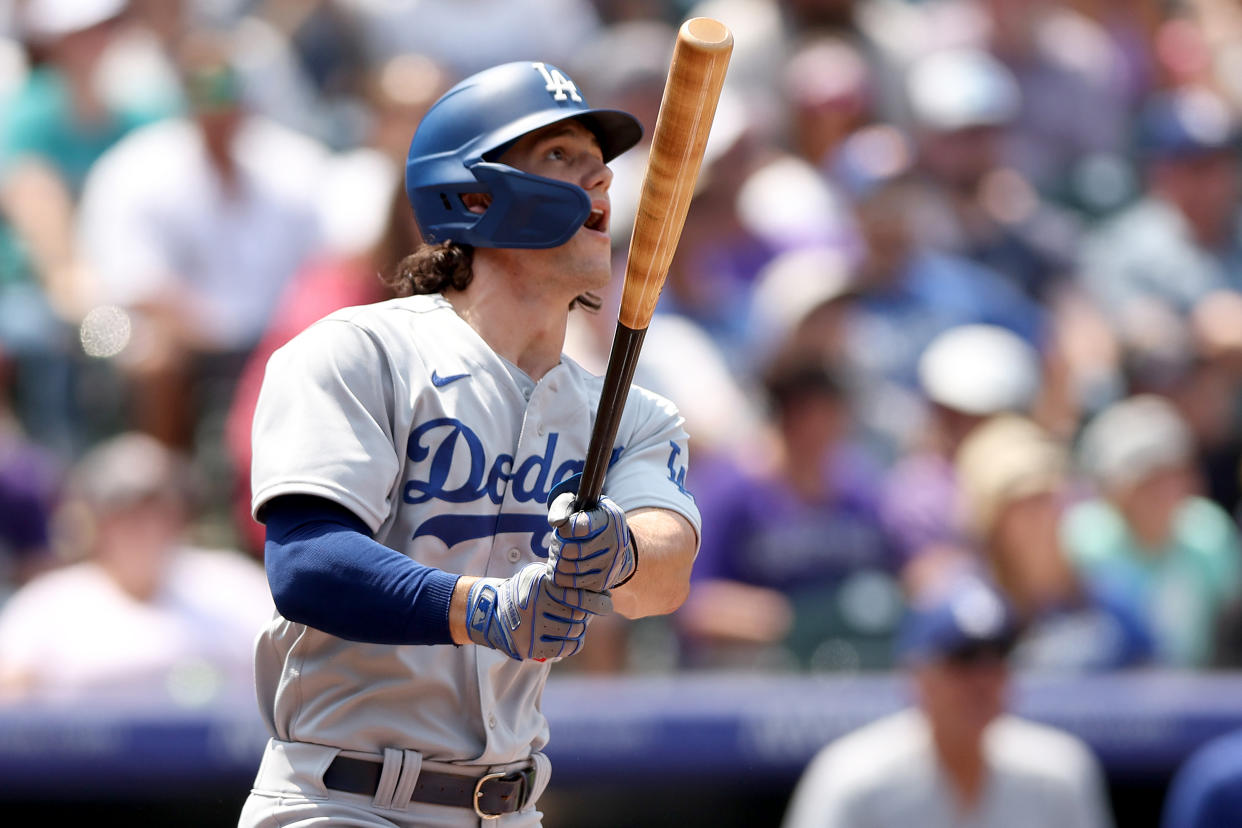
[782,709,1114,828]
[242,293,700,824]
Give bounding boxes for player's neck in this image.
[445,273,570,381]
[930,720,988,811]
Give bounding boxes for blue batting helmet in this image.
[404,61,643,249]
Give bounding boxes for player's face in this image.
[915,650,1009,741]
[489,120,615,295]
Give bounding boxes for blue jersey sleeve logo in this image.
[667,441,693,500]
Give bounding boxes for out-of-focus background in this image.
[3,0,1242,825]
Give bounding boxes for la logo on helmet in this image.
[532,62,582,103]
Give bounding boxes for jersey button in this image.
[507,547,521,563]
[488,714,497,728]
[537,423,546,436]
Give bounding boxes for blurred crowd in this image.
[2,0,1242,716]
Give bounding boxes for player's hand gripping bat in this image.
[575,17,733,509]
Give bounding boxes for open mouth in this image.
[583,206,608,233]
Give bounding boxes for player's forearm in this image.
[610,508,697,618]
[449,576,479,645]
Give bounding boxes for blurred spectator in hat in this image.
[676,351,900,672]
[782,569,1114,828]
[0,0,172,453]
[828,123,1046,457]
[1078,85,1242,324]
[1078,84,1242,518]
[901,46,1081,304]
[0,432,272,704]
[359,52,450,167]
[746,245,860,376]
[879,324,1044,565]
[76,28,326,456]
[782,35,873,171]
[955,414,1155,671]
[1062,394,1242,667]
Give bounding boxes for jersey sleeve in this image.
[251,317,407,533]
[605,385,702,545]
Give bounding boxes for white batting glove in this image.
[465,562,612,661]
[547,492,638,593]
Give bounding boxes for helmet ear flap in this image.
[463,163,592,249]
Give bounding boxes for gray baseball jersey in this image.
[249,293,700,765]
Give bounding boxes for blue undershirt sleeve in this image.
[262,495,460,645]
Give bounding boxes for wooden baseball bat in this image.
[576,17,733,508]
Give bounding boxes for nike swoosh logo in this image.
[431,370,470,388]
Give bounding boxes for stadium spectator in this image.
[332,0,601,78]
[0,344,62,601]
[901,46,1081,303]
[1063,394,1242,667]
[879,323,1044,565]
[827,123,1046,456]
[0,432,272,704]
[782,569,1115,828]
[954,414,1155,670]
[677,351,900,672]
[76,28,326,453]
[976,0,1145,203]
[0,0,171,454]
[1078,85,1242,325]
[782,35,873,171]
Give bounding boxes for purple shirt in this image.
[692,445,897,591]
[0,430,60,559]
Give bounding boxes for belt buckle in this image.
[473,770,509,820]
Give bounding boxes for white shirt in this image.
[0,548,273,704]
[77,115,326,350]
[782,708,1115,828]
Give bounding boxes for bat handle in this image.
[577,324,647,508]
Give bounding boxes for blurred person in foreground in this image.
[954,414,1154,671]
[1063,393,1242,667]
[677,351,899,672]
[782,570,1114,828]
[76,28,326,451]
[0,432,272,704]
[1162,726,1242,828]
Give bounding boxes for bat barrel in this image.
[577,17,732,511]
[617,18,734,331]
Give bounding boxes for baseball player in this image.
[237,61,701,828]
